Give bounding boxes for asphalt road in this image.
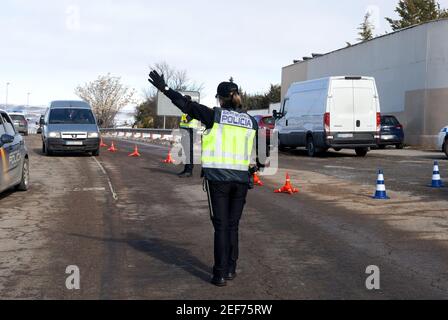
[0,135,447,299]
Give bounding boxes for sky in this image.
[1,0,448,110]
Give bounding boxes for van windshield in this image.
[49,109,96,125]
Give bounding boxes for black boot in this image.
[178,165,193,178]
[224,272,237,281]
[211,275,227,287]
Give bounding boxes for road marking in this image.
[69,187,107,192]
[324,165,356,170]
[92,157,119,201]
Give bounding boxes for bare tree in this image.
[145,62,204,97]
[136,62,204,129]
[75,74,135,128]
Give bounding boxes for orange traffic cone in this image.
[128,145,141,157]
[254,172,264,186]
[162,148,175,164]
[108,142,118,153]
[275,173,299,195]
[100,138,108,148]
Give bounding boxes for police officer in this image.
[148,71,262,287]
[178,113,198,178]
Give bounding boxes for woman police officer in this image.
[148,71,263,287]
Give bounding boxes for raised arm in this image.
[148,71,214,129]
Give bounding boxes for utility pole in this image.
[5,82,10,108]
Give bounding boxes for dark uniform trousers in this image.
[206,181,249,277]
[181,128,194,171]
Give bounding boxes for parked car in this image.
[9,113,29,136]
[438,125,448,157]
[274,76,381,157]
[36,115,44,134]
[254,115,275,155]
[253,115,275,137]
[41,101,101,156]
[0,110,30,194]
[377,115,405,149]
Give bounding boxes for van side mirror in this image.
[0,134,15,147]
[273,110,282,119]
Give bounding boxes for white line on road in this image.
[92,157,119,201]
[324,166,356,170]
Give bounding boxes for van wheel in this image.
[45,144,53,156]
[306,137,317,157]
[396,143,404,150]
[279,141,288,152]
[92,149,100,157]
[355,148,368,157]
[378,145,386,150]
[334,148,342,152]
[42,142,46,154]
[16,158,30,191]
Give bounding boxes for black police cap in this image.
[216,82,239,98]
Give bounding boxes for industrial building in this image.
[281,19,448,147]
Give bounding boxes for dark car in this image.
[253,115,275,136]
[378,115,405,149]
[9,113,29,136]
[0,110,30,194]
[253,115,275,154]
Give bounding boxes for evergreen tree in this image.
[386,0,448,31]
[358,12,375,41]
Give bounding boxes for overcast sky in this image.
[2,0,448,110]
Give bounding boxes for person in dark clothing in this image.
[178,113,198,178]
[148,71,263,287]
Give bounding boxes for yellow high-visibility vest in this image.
[202,108,256,181]
[180,114,199,129]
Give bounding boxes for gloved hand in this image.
[148,70,167,92]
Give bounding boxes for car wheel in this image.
[306,137,317,157]
[334,148,342,152]
[42,142,46,154]
[396,143,404,150]
[378,145,386,150]
[16,158,30,191]
[444,140,448,158]
[355,148,368,157]
[92,149,100,157]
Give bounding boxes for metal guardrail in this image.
[100,128,173,135]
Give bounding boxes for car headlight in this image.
[88,132,99,138]
[49,132,60,138]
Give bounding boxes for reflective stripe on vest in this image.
[202,109,256,172]
[180,114,199,129]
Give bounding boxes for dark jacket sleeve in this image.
[164,89,215,129]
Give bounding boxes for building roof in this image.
[284,18,448,70]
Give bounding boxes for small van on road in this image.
[41,101,101,156]
[275,76,381,157]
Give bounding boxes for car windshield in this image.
[10,115,26,121]
[49,108,96,125]
[381,116,399,126]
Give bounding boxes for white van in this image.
[275,76,381,157]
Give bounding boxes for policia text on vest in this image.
[148,71,264,287]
